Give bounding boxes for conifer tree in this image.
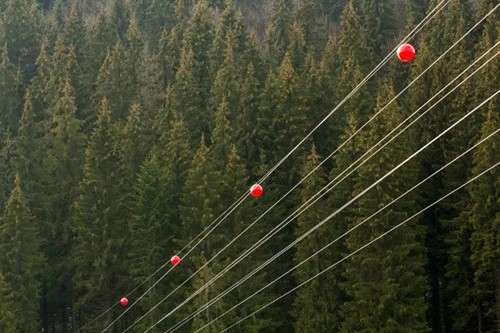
[266,0,293,65]
[180,139,228,330]
[0,274,16,332]
[137,48,164,118]
[341,82,429,333]
[469,105,499,332]
[235,63,260,175]
[0,45,23,134]
[72,98,129,328]
[258,53,308,163]
[182,0,213,102]
[209,0,247,76]
[1,0,41,79]
[95,42,135,119]
[169,46,207,140]
[293,145,340,333]
[0,174,43,332]
[294,0,328,56]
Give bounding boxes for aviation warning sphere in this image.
[397,43,416,63]
[120,297,129,308]
[171,255,182,267]
[249,184,264,198]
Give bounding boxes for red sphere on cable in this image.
[119,297,129,308]
[396,43,416,63]
[249,184,264,198]
[171,255,182,267]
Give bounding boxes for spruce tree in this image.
[293,145,341,333]
[469,105,499,332]
[0,274,16,332]
[95,42,135,119]
[0,174,43,332]
[209,0,247,76]
[1,0,41,79]
[266,0,293,66]
[42,79,85,331]
[341,82,429,332]
[294,0,328,56]
[72,98,129,329]
[0,45,23,134]
[169,46,207,140]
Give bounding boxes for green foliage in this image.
[0,175,44,332]
[0,1,498,332]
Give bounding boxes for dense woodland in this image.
[0,0,498,332]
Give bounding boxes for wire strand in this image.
[189,127,500,333]
[144,44,499,333]
[122,2,454,330]
[100,193,249,332]
[221,160,500,332]
[163,88,499,332]
[257,0,452,183]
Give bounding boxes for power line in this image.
[187,127,499,333]
[99,1,452,330]
[257,0,452,183]
[219,161,500,332]
[118,1,455,330]
[154,90,498,332]
[99,193,249,332]
[142,45,499,332]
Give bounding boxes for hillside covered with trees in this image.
[0,0,498,332]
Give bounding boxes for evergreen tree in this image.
[209,0,247,76]
[266,0,293,65]
[0,274,16,332]
[42,79,84,331]
[169,46,207,140]
[469,105,499,332]
[72,98,129,329]
[95,42,135,119]
[293,145,340,333]
[1,0,41,79]
[294,0,328,56]
[0,45,23,134]
[341,82,429,333]
[0,174,43,332]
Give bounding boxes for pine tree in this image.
[469,105,499,332]
[0,174,43,332]
[137,47,164,118]
[0,274,16,332]
[1,0,41,79]
[42,79,85,331]
[359,0,398,57]
[128,114,192,329]
[266,0,293,66]
[340,82,429,332]
[294,0,328,56]
[258,53,308,164]
[72,98,129,329]
[169,46,207,140]
[16,90,45,205]
[0,45,23,134]
[95,42,135,119]
[180,139,227,331]
[293,145,341,333]
[209,0,247,76]
[234,63,260,176]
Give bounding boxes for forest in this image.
[0,0,498,332]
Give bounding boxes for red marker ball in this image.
[249,184,264,198]
[397,43,416,63]
[171,255,182,267]
[120,297,129,308]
